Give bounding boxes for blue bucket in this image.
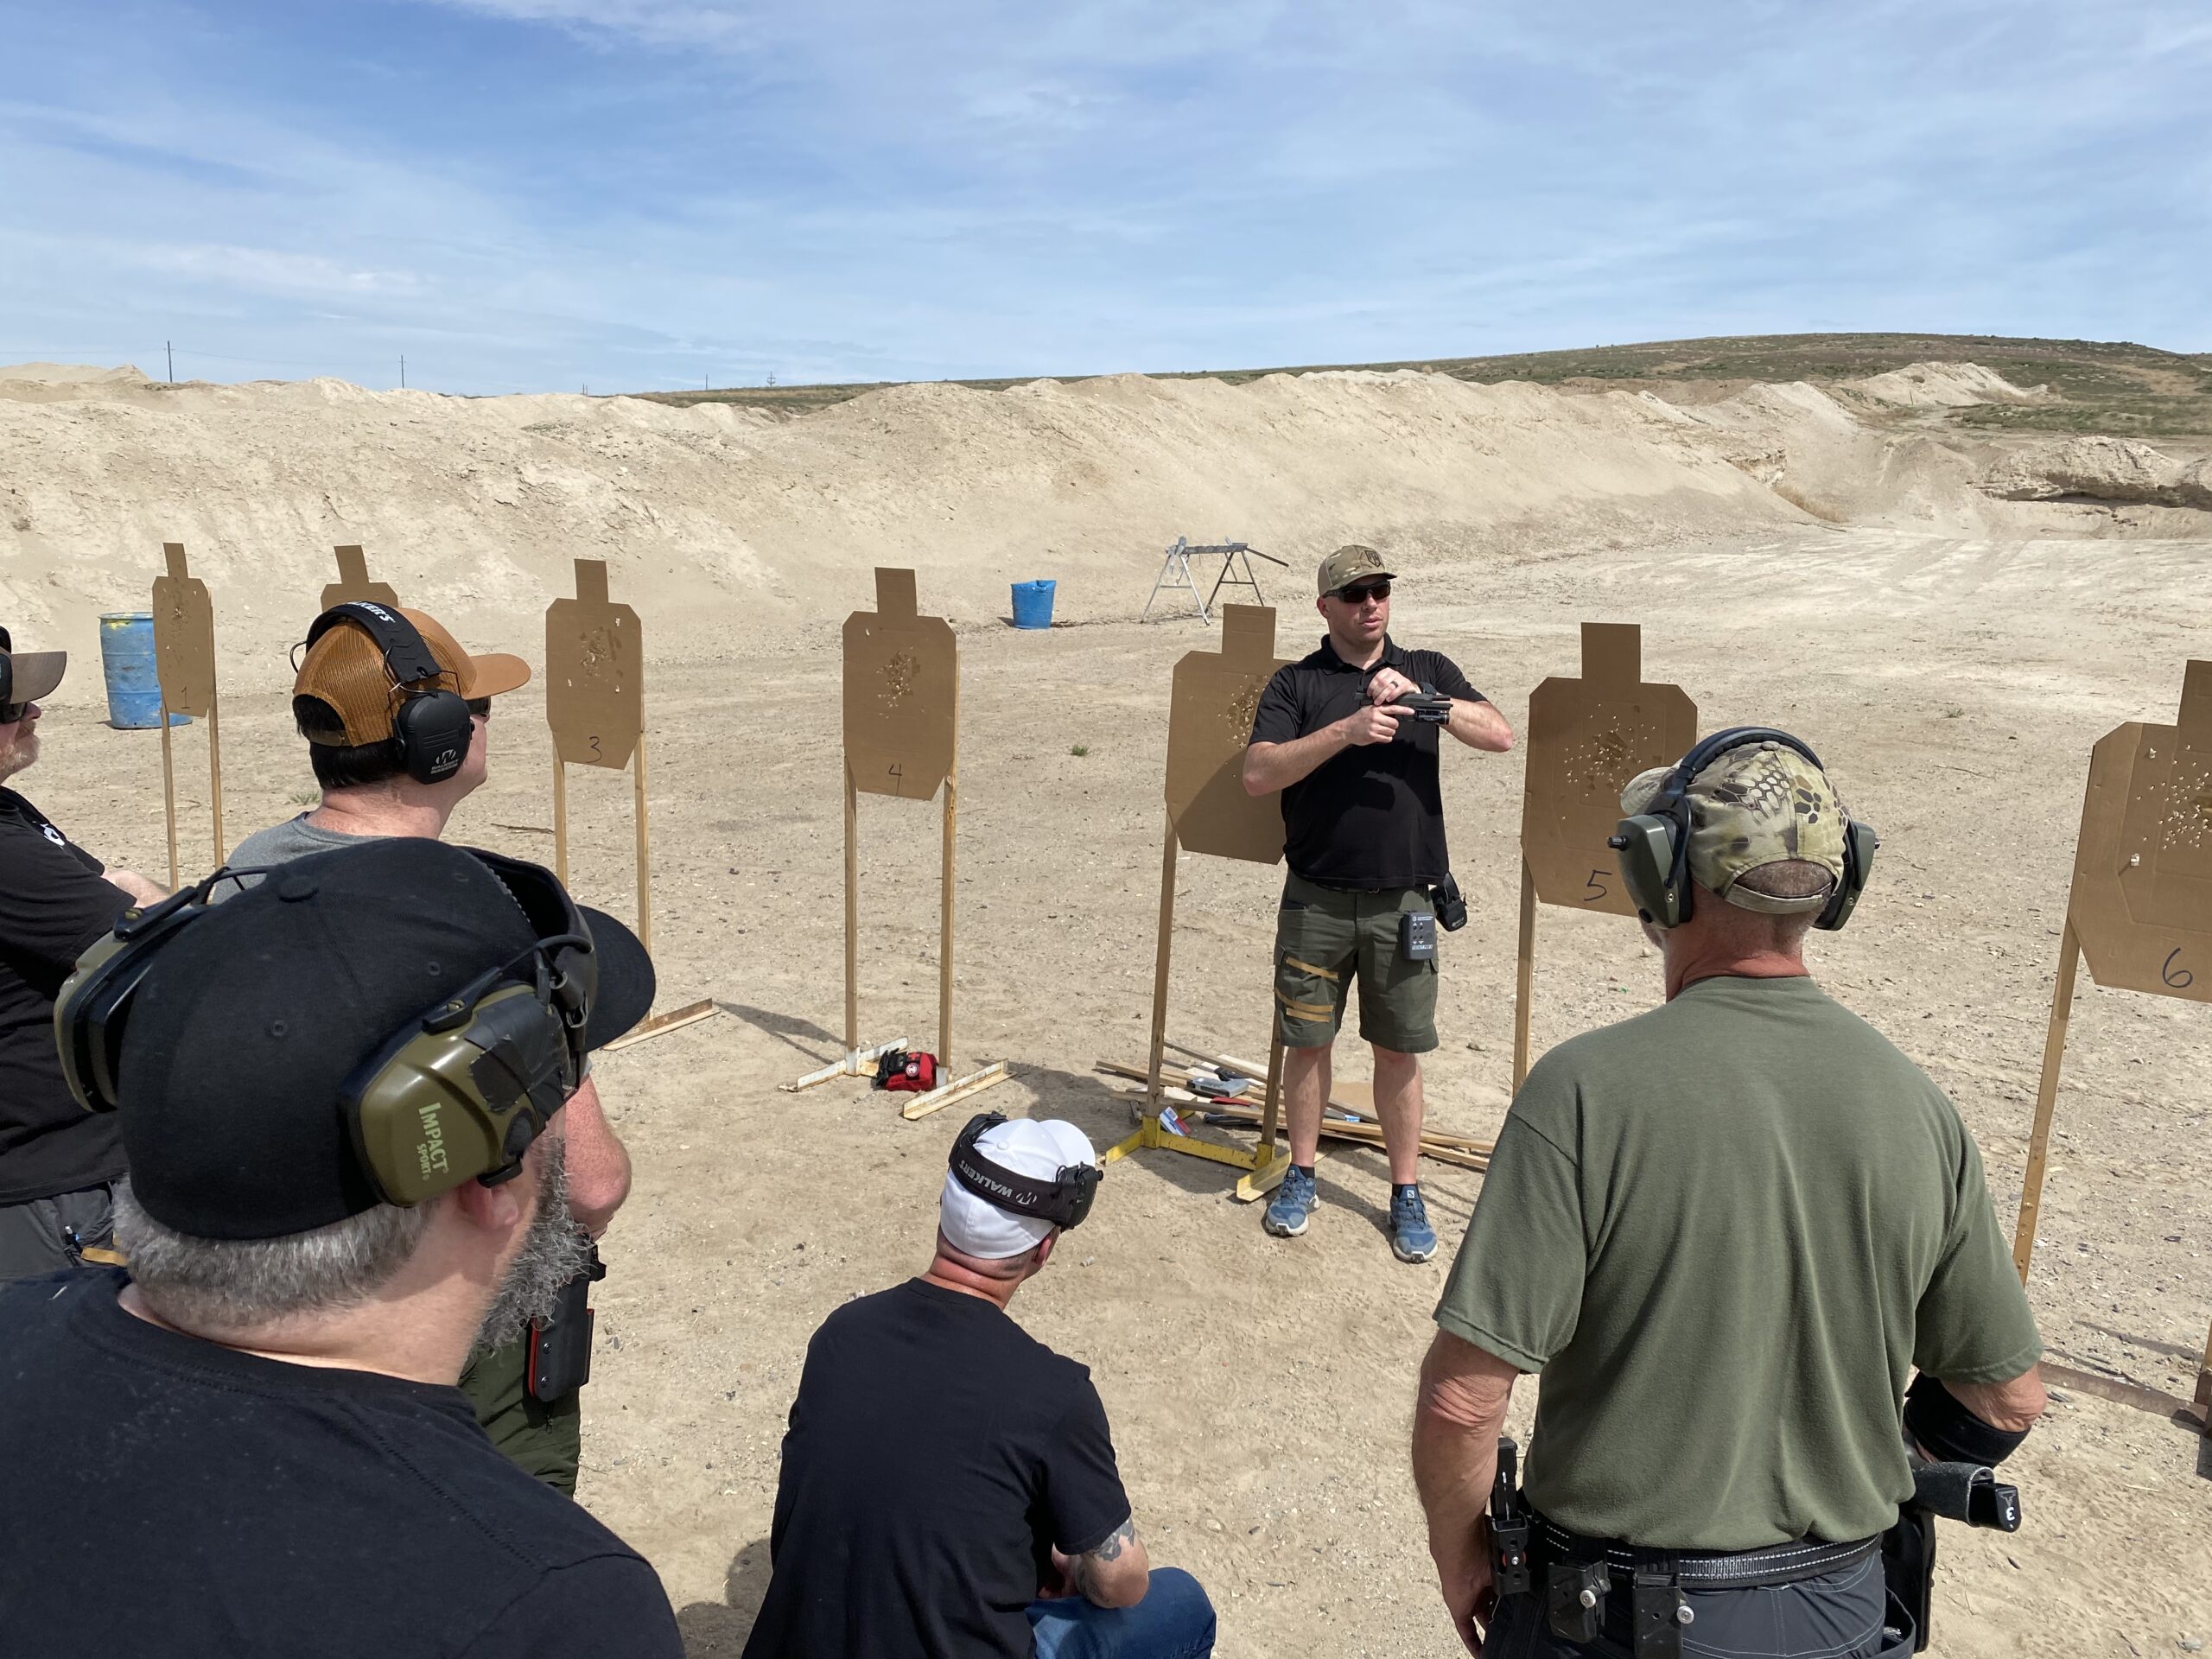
[98,613,189,730]
[1011,579,1057,630]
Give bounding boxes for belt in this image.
[1533,1513,1881,1590]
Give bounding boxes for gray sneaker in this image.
[1262,1165,1317,1237]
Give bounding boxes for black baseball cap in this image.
[114,837,653,1240]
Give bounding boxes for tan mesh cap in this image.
[1619,740,1848,914]
[1316,544,1395,597]
[294,607,531,747]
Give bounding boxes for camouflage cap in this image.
[1316,544,1395,598]
[1620,740,1847,913]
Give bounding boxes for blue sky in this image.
[3,0,2206,394]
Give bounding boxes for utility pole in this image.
[399,354,406,389]
[166,340,174,384]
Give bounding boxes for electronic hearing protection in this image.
[302,602,475,785]
[54,850,597,1205]
[1606,726,1878,932]
[949,1111,1103,1232]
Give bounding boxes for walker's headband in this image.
[948,1112,1101,1231]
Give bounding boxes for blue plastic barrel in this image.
[97,613,189,729]
[1011,579,1057,630]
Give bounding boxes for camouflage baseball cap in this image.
[1316,544,1395,598]
[1620,740,1847,913]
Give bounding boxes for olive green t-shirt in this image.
[1435,974,2040,1550]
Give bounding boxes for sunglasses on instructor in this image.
[1332,580,1392,605]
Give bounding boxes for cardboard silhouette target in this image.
[547,560,652,953]
[150,543,225,885]
[321,544,399,610]
[2011,662,2212,1431]
[1103,604,1298,1200]
[788,569,1007,1119]
[843,567,957,804]
[1511,624,1699,1087]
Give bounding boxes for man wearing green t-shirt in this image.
[1412,732,2044,1657]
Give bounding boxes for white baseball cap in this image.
[938,1117,1099,1260]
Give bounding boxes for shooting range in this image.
[1511,623,1698,1088]
[149,542,224,887]
[785,568,1007,1117]
[1094,605,1492,1199]
[2010,661,2212,1433]
[322,543,400,609]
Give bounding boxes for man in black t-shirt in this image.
[0,837,681,1658]
[1243,547,1513,1262]
[744,1116,1216,1659]
[0,626,168,1281]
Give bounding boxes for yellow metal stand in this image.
[1103,1033,1292,1202]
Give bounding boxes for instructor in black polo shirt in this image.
[1243,546,1512,1262]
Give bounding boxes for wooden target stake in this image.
[323,543,399,610]
[151,542,225,885]
[1510,624,1698,1089]
[546,560,653,953]
[2008,661,2212,1434]
[1101,604,1297,1202]
[785,568,1007,1117]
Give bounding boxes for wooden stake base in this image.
[899,1060,1014,1121]
[601,999,719,1053]
[782,1035,913,1093]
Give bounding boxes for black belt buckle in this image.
[1546,1559,1611,1644]
[1631,1559,1689,1659]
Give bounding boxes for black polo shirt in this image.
[0,789,130,1205]
[1249,635,1481,889]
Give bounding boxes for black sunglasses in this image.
[1333,580,1392,604]
[0,702,27,725]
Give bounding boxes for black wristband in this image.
[1903,1370,2031,1467]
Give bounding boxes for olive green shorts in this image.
[1273,873,1440,1054]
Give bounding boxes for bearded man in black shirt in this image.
[1243,547,1513,1262]
[0,837,681,1658]
[0,626,167,1281]
[744,1115,1216,1659]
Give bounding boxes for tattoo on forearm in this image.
[1073,1517,1139,1592]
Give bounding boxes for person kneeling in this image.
[743,1115,1217,1659]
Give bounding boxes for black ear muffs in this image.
[303,602,474,785]
[949,1111,1103,1231]
[1608,726,1878,931]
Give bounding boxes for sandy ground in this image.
[32,518,2212,1657]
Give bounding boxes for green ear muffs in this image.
[1607,727,1878,931]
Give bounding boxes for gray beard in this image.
[473,1135,592,1355]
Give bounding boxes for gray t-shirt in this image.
[1435,973,2040,1551]
[219,815,378,894]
